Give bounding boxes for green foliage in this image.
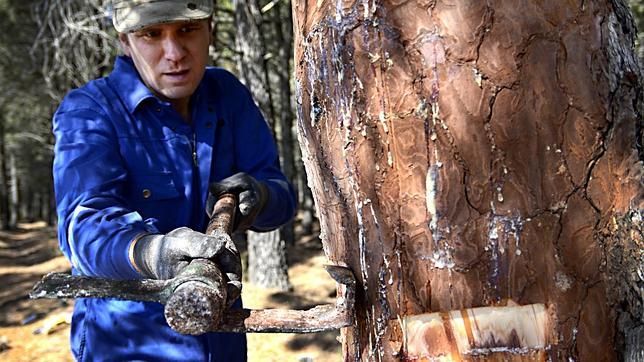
[629,0,644,62]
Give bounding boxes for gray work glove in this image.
[132,227,241,283]
[207,172,269,231]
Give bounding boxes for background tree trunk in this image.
[247,229,292,291]
[293,1,642,360]
[0,116,11,230]
[234,0,275,123]
[47,183,55,226]
[272,0,297,246]
[9,152,18,228]
[234,0,292,290]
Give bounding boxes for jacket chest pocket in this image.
[128,171,181,202]
[126,171,186,230]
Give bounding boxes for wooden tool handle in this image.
[206,193,236,236]
[165,193,237,334]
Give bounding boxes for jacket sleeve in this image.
[228,78,297,230]
[52,91,157,279]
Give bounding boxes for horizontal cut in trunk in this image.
[404,301,555,360]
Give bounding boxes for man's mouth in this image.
[163,69,190,81]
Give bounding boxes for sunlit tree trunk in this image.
[9,152,19,228]
[247,228,291,291]
[293,1,643,360]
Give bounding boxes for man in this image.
[52,0,296,360]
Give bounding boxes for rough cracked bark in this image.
[292,0,643,360]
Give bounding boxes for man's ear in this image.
[118,33,131,56]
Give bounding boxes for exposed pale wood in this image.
[404,302,555,360]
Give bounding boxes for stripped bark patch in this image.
[403,302,555,360]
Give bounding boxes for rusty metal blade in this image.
[216,303,353,333]
[30,272,171,303]
[31,265,356,334]
[216,264,356,333]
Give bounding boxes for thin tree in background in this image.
[234,0,291,291]
[0,114,10,229]
[629,0,644,63]
[269,0,297,246]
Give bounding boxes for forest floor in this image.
[0,222,341,362]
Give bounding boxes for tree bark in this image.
[9,152,18,228]
[234,0,275,125]
[293,1,642,360]
[0,115,11,229]
[272,0,297,246]
[37,192,44,221]
[273,0,296,185]
[234,0,291,290]
[47,182,55,226]
[247,229,292,291]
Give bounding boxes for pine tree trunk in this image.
[0,116,10,230]
[26,187,34,222]
[37,192,44,221]
[235,0,291,289]
[293,1,643,360]
[273,0,297,246]
[9,152,18,228]
[47,182,55,226]
[234,0,275,124]
[247,229,292,291]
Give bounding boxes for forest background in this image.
[0,0,642,361]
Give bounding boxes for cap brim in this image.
[113,2,211,33]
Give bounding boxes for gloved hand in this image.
[131,227,241,281]
[207,172,269,231]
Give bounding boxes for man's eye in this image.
[137,30,160,38]
[180,26,198,33]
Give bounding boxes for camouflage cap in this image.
[112,0,213,33]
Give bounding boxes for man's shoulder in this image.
[204,66,237,80]
[57,78,112,115]
[203,67,247,94]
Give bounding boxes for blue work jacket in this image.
[52,56,297,361]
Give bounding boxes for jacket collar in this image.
[109,56,156,113]
[109,56,215,115]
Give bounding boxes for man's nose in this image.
[162,36,187,62]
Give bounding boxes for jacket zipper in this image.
[191,132,198,167]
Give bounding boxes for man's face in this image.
[119,20,211,105]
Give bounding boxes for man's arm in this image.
[53,91,156,279]
[229,79,297,230]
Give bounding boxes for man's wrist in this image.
[128,232,151,276]
[257,180,270,213]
